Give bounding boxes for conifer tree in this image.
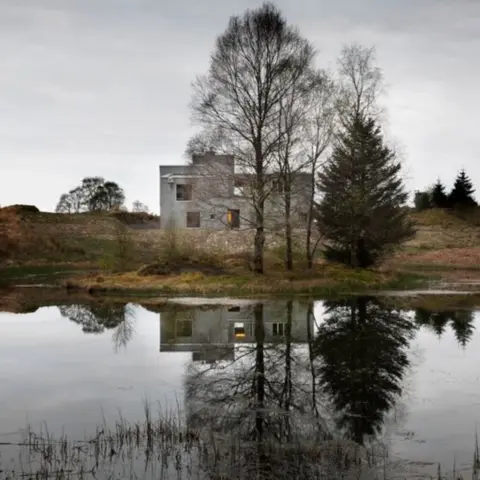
[315,114,415,268]
[448,169,477,209]
[431,179,450,208]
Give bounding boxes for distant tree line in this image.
[55,177,126,213]
[414,169,477,211]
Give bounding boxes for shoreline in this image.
[3,261,480,300]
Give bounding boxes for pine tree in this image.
[448,169,477,209]
[414,190,432,211]
[431,179,450,208]
[315,114,415,268]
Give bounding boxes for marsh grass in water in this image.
[0,401,377,480]
[1,402,479,480]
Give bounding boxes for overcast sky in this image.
[0,0,479,213]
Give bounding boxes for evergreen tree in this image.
[431,179,450,208]
[414,190,432,211]
[315,114,415,268]
[313,297,415,444]
[448,169,477,209]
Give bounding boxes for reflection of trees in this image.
[415,308,475,348]
[185,301,330,478]
[313,297,415,445]
[58,303,136,351]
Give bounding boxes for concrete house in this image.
[159,152,312,230]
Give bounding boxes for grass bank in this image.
[65,264,430,298]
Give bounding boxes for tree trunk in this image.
[284,180,293,271]
[350,242,358,267]
[253,144,265,274]
[283,300,293,441]
[254,212,265,274]
[306,165,316,269]
[254,303,267,472]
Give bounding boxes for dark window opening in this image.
[177,320,193,337]
[227,209,240,229]
[186,211,200,228]
[272,323,285,336]
[176,184,193,201]
[228,306,241,312]
[234,178,247,196]
[272,179,285,194]
[210,213,215,219]
[299,212,308,223]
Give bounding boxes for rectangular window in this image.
[272,179,285,194]
[299,212,308,223]
[227,209,240,229]
[176,184,193,201]
[186,211,200,228]
[177,320,193,337]
[272,323,285,336]
[234,178,246,197]
[228,306,241,312]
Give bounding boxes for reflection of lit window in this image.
[177,320,193,337]
[272,323,285,336]
[234,322,246,338]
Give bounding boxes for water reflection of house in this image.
[159,302,312,363]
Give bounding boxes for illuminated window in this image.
[227,209,240,229]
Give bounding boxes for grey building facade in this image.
[159,152,312,230]
[159,301,313,363]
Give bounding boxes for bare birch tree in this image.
[189,2,315,273]
[300,70,337,269]
[336,43,384,123]
[272,76,311,270]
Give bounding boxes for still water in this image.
[0,293,479,479]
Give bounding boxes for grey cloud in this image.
[0,0,479,211]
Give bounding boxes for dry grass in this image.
[66,262,425,297]
[3,206,480,291]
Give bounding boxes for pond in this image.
[0,290,479,479]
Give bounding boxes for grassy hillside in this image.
[0,205,160,267]
[391,208,480,272]
[1,205,480,279]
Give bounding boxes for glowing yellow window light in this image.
[234,322,246,338]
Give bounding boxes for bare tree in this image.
[189,2,315,273]
[335,43,384,124]
[300,70,337,269]
[55,193,74,213]
[132,200,150,213]
[272,74,312,270]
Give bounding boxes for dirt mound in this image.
[0,204,40,215]
[138,260,226,276]
[0,208,87,264]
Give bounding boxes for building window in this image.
[227,209,240,229]
[176,184,192,201]
[299,212,308,223]
[186,211,200,228]
[210,213,215,219]
[272,179,285,194]
[272,323,285,336]
[234,178,246,196]
[177,320,193,337]
[228,306,241,312]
